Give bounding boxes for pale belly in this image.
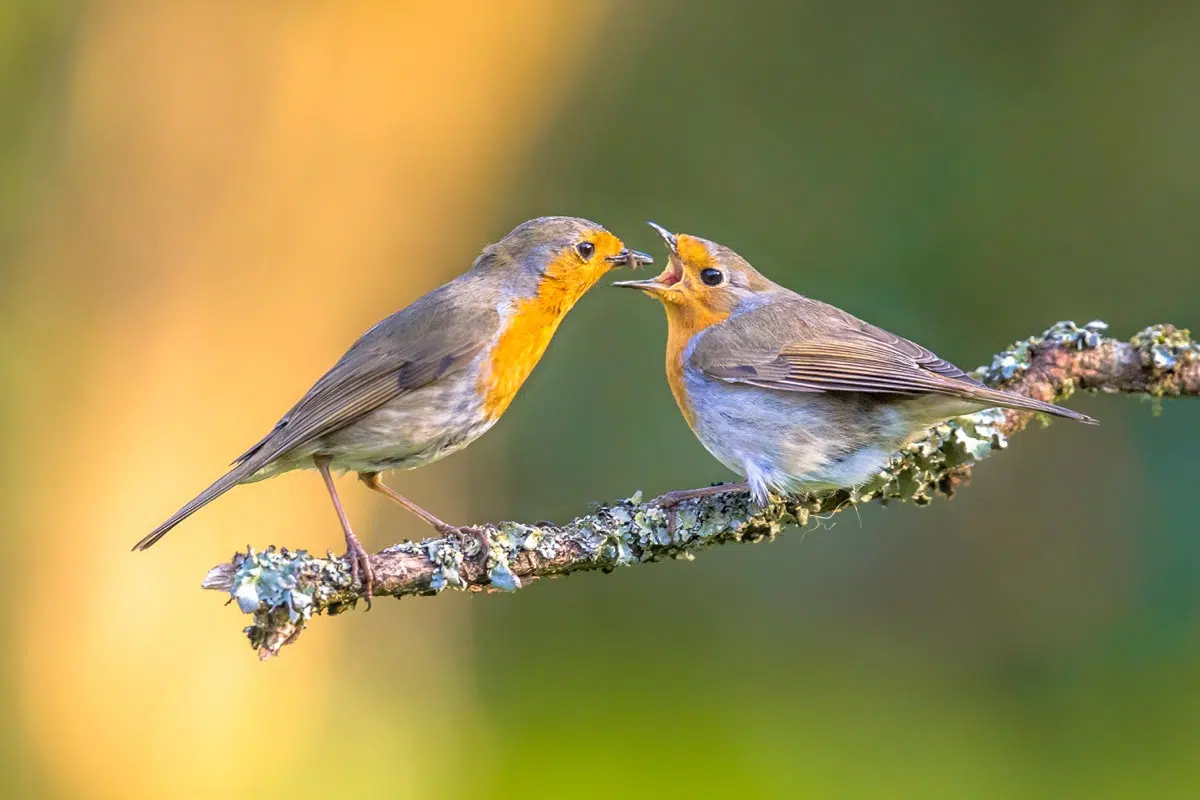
[683,372,960,505]
[246,369,494,480]
[319,385,496,473]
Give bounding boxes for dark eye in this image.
[576,241,595,259]
[700,268,724,286]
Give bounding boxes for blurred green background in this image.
[4,1,1199,798]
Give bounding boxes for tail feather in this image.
[968,385,1097,425]
[132,458,266,551]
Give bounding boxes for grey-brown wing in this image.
[691,299,983,397]
[233,286,499,466]
[133,285,500,553]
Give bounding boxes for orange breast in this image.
[479,266,596,420]
[665,324,697,429]
[663,304,729,431]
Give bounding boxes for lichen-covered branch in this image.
[202,322,1199,658]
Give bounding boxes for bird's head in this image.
[613,223,774,326]
[484,216,652,300]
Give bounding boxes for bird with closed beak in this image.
[615,222,1095,513]
[136,216,651,601]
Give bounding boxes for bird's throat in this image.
[479,266,602,420]
[663,304,730,429]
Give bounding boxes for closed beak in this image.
[605,248,654,268]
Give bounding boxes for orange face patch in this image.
[674,234,715,270]
[541,229,624,282]
[479,229,627,419]
[650,234,737,319]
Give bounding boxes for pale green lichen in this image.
[858,408,1008,505]
[228,547,349,618]
[427,539,466,593]
[224,546,353,654]
[1047,319,1109,350]
[1131,324,1198,373]
[484,526,523,592]
[559,487,762,576]
[977,320,1108,384]
[487,560,521,592]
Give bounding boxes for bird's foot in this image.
[436,523,489,560]
[650,482,750,537]
[342,533,375,610]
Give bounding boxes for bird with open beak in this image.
[615,222,1095,512]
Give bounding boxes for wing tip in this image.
[1036,401,1098,425]
[1035,398,1097,425]
[131,527,167,551]
[970,385,1098,426]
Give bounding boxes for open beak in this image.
[612,221,682,293]
[611,276,667,292]
[646,221,678,256]
[605,248,654,268]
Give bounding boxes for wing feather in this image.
[689,293,1095,423]
[233,284,498,466]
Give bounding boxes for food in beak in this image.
[606,248,654,268]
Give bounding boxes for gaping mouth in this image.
[655,257,683,287]
[646,221,682,285]
[610,221,682,293]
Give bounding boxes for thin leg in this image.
[358,472,458,533]
[315,455,374,606]
[359,472,488,557]
[653,482,751,508]
[651,482,751,536]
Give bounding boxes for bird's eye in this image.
[700,268,724,286]
[576,241,595,259]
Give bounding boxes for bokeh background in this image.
[4,1,1199,797]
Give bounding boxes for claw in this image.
[343,538,375,610]
[649,482,752,539]
[437,524,488,560]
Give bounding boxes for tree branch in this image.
[202,322,1199,658]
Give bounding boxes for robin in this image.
[614,222,1095,513]
[135,216,651,601]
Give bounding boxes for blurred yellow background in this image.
[3,1,1200,798]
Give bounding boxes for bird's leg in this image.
[650,482,751,536]
[653,482,752,507]
[358,472,489,559]
[315,455,374,607]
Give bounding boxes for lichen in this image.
[486,559,521,592]
[1131,324,1198,373]
[977,320,1108,384]
[228,547,349,616]
[224,546,354,655]
[1044,319,1109,350]
[859,408,1008,505]
[583,487,775,571]
[426,539,466,592]
[484,526,522,592]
